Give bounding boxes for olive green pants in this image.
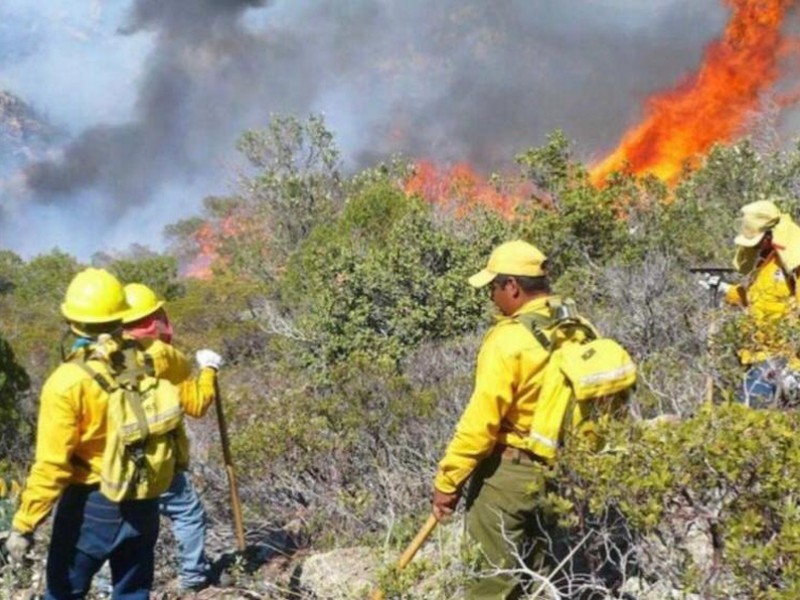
[464,452,567,600]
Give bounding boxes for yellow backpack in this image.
[72,337,189,502]
[517,299,637,460]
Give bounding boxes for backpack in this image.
[71,336,189,502]
[516,298,636,460]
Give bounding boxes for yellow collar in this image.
[494,294,556,323]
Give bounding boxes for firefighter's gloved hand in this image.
[4,530,32,563]
[196,349,223,371]
[697,273,731,293]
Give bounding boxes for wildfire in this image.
[590,0,797,186]
[184,222,218,280]
[184,216,242,279]
[405,160,530,217]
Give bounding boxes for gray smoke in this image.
[4,0,741,255]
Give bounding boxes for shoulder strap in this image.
[515,312,554,351]
[122,389,151,441]
[785,266,797,297]
[121,338,154,371]
[70,351,117,395]
[114,344,152,440]
[70,347,151,441]
[515,312,597,354]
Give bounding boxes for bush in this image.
[281,181,493,366]
[553,404,800,599]
[0,336,31,465]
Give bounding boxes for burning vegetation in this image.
[404,160,530,218]
[183,0,800,277]
[590,0,798,186]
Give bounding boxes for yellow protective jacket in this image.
[12,339,214,533]
[434,296,568,494]
[138,338,217,418]
[725,250,800,366]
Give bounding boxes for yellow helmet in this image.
[61,268,129,324]
[123,283,165,324]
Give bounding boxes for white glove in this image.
[196,349,223,370]
[4,530,32,562]
[697,273,731,293]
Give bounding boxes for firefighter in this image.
[4,269,160,599]
[432,241,599,599]
[121,282,221,593]
[719,199,800,406]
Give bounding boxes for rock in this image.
[296,546,378,599]
[682,520,713,573]
[620,576,702,600]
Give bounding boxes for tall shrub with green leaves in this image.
[0,335,31,466]
[167,114,345,285]
[0,250,80,381]
[281,181,494,366]
[514,132,634,276]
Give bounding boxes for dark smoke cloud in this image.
[122,0,269,36]
[17,0,728,234]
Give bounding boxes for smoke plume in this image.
[3,0,778,257]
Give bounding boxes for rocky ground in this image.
[0,503,711,599]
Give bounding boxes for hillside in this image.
[0,91,60,173]
[1,116,800,598]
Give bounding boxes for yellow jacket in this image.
[434,296,558,494]
[139,338,217,418]
[725,251,800,366]
[12,339,214,533]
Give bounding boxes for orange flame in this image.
[184,222,218,280]
[405,160,530,217]
[184,217,242,279]
[590,0,797,186]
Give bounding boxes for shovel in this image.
[214,378,246,552]
[370,514,439,600]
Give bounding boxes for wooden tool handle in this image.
[397,514,438,570]
[214,379,246,552]
[370,514,439,600]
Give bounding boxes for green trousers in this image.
[464,452,567,600]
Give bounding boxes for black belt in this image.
[493,443,547,465]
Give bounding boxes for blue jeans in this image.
[159,471,211,589]
[740,359,785,408]
[46,484,159,600]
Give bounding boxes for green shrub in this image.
[281,182,492,366]
[554,404,800,598]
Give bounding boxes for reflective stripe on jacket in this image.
[434,296,565,495]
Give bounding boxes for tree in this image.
[13,249,80,306]
[105,254,184,301]
[281,181,494,366]
[0,334,32,465]
[167,114,345,286]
